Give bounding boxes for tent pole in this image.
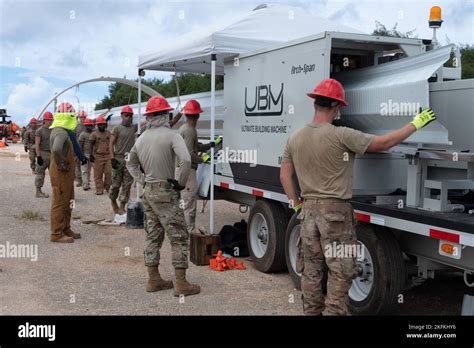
[210,54,216,235]
[136,70,142,202]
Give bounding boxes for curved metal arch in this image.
[36,77,161,119]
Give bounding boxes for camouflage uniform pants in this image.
[81,153,92,190]
[28,148,36,171]
[75,158,82,181]
[142,182,189,269]
[35,151,50,189]
[109,156,133,205]
[176,167,198,234]
[300,199,358,316]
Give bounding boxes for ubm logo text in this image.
[245,83,284,116]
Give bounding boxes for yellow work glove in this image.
[411,108,436,130]
[215,135,223,146]
[293,203,302,213]
[202,153,211,163]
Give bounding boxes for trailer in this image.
[210,32,473,315]
[137,5,474,314]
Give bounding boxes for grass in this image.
[18,210,43,221]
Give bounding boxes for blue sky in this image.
[1,0,473,125]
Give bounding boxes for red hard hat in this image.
[144,96,174,115]
[57,102,75,113]
[43,111,53,121]
[307,78,347,107]
[78,110,88,118]
[95,116,107,125]
[30,117,37,124]
[121,105,134,115]
[84,118,94,126]
[183,99,203,115]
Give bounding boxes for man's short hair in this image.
[150,110,169,117]
[314,95,339,108]
[185,114,200,118]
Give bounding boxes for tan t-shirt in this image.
[24,127,37,149]
[282,123,374,200]
[112,124,135,157]
[35,126,52,153]
[126,126,191,186]
[78,131,93,155]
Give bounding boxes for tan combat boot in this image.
[64,229,81,239]
[146,266,173,292]
[173,268,201,297]
[111,199,120,214]
[36,188,49,198]
[51,234,74,243]
[118,201,127,215]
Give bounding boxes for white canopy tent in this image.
[138,3,361,74]
[136,3,360,234]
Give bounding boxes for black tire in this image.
[247,200,287,273]
[285,214,302,289]
[349,223,406,315]
[285,214,327,292]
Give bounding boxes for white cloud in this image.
[1,77,56,125]
[1,76,99,125]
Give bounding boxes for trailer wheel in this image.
[247,200,287,273]
[285,214,327,292]
[349,224,405,315]
[285,214,302,289]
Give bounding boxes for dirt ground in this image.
[0,142,467,315]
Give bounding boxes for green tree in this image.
[460,44,474,79]
[95,74,224,110]
[372,21,417,38]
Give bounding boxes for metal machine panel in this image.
[224,37,329,176]
[429,79,474,151]
[334,45,454,145]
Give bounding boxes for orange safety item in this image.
[10,122,20,132]
[43,111,53,120]
[183,99,203,115]
[29,117,37,124]
[144,96,174,115]
[121,105,134,115]
[209,250,245,271]
[84,118,94,126]
[95,116,107,125]
[57,102,75,113]
[307,78,348,106]
[78,110,88,118]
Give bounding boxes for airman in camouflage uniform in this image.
[127,96,200,297]
[280,79,436,315]
[34,112,53,198]
[24,118,38,174]
[109,106,136,214]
